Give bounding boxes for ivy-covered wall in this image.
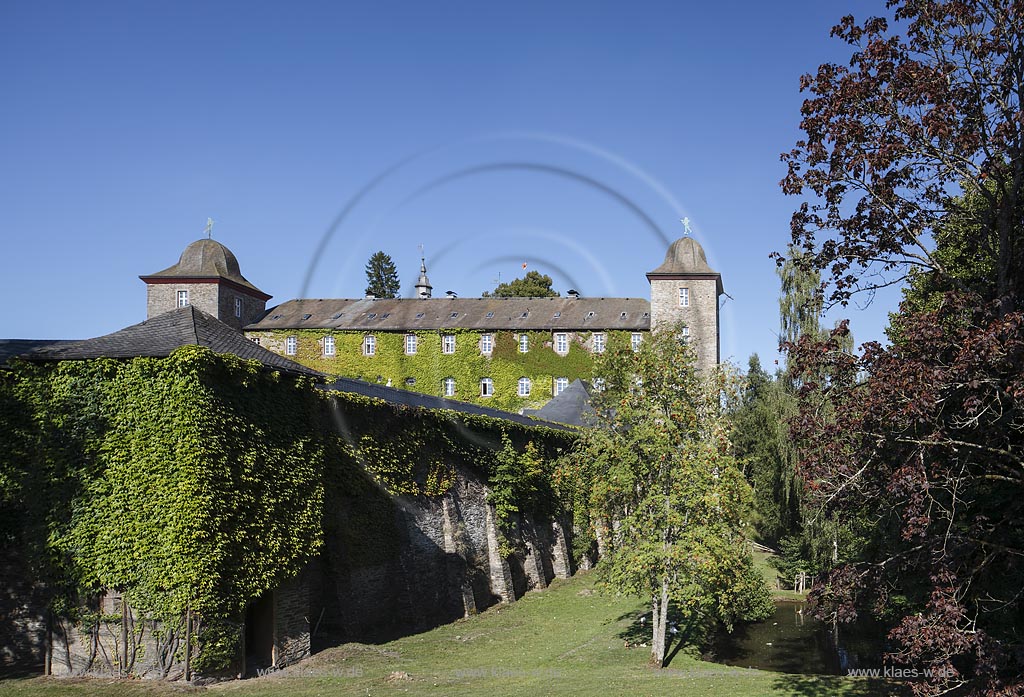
[0,347,328,675]
[0,345,577,677]
[246,328,638,412]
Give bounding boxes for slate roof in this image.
[18,306,321,377]
[522,379,597,427]
[248,296,651,332]
[647,236,724,294]
[320,377,571,431]
[0,339,73,367]
[140,238,270,298]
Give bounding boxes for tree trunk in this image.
[650,578,670,667]
[650,595,661,666]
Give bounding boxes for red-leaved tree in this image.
[779,2,1024,694]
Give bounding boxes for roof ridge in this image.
[187,305,200,345]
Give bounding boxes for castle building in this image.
[139,237,272,331]
[140,233,723,411]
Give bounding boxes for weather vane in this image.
[680,217,692,236]
[204,218,214,239]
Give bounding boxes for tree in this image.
[563,326,772,667]
[777,246,823,349]
[729,355,801,546]
[364,251,400,298]
[482,270,559,298]
[779,5,1024,693]
[778,0,1024,315]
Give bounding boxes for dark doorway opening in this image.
[245,591,274,675]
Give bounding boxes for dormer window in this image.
[415,312,425,319]
[367,313,377,320]
[177,290,189,308]
[486,311,495,319]
[302,313,312,320]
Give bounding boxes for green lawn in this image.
[752,548,808,602]
[3,571,892,697]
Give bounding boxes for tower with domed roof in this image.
[140,238,272,331]
[646,235,723,371]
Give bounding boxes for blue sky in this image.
[1,0,897,368]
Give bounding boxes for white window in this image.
[480,334,493,355]
[593,333,606,353]
[363,335,376,356]
[518,377,531,397]
[555,333,568,353]
[681,326,690,343]
[554,377,569,395]
[631,333,643,352]
[442,377,456,397]
[324,335,336,356]
[234,297,242,318]
[250,337,260,345]
[519,334,529,353]
[286,336,297,356]
[679,287,690,307]
[405,334,418,355]
[442,334,456,354]
[592,377,606,392]
[177,290,189,307]
[480,378,494,397]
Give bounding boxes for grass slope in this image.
[3,571,892,697]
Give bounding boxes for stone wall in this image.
[649,275,720,370]
[46,594,191,680]
[146,282,220,322]
[0,553,46,676]
[313,465,573,649]
[145,281,266,330]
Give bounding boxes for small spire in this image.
[415,244,432,299]
[205,217,215,239]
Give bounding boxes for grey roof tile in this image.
[522,379,597,427]
[19,306,320,377]
[0,339,73,367]
[247,297,651,332]
[320,377,571,431]
[140,238,269,296]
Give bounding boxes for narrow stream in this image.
[704,601,885,675]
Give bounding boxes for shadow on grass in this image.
[615,610,704,668]
[770,673,911,696]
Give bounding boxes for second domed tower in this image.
[646,236,723,371]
